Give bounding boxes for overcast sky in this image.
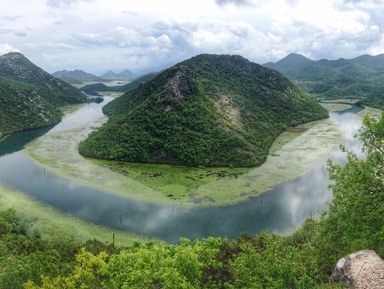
[0,0,383,74]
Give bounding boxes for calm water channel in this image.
[0,101,364,242]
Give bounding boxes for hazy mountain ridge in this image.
[79,54,328,167]
[80,72,157,94]
[264,53,384,107]
[52,69,107,84]
[101,69,137,81]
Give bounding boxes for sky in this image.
[0,0,383,74]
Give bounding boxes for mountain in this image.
[0,77,60,139]
[0,52,87,138]
[264,53,384,106]
[52,69,106,84]
[101,69,137,81]
[79,54,327,167]
[80,72,157,94]
[0,52,86,105]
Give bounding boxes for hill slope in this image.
[79,54,327,167]
[0,52,86,105]
[0,53,87,138]
[0,77,61,139]
[264,53,384,104]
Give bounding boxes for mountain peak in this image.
[2,51,25,58]
[101,69,136,81]
[277,53,311,65]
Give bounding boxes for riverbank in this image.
[25,99,346,207]
[0,182,151,246]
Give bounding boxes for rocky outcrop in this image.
[332,250,384,288]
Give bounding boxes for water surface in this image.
[0,103,364,242]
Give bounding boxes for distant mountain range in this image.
[52,69,106,84]
[0,52,86,138]
[79,72,157,95]
[79,54,328,167]
[101,69,137,81]
[52,69,138,85]
[264,53,384,108]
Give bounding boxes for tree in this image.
[315,113,384,274]
[23,248,107,289]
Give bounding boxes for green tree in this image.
[316,113,384,274]
[102,238,222,289]
[23,248,107,289]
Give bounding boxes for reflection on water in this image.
[0,104,366,242]
[0,127,52,157]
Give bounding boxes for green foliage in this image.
[0,209,28,235]
[102,238,223,289]
[0,210,79,289]
[315,113,384,274]
[229,232,318,289]
[22,230,344,289]
[80,54,327,167]
[0,208,351,289]
[24,248,107,289]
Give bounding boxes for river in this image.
[0,101,364,242]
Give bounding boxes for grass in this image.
[94,161,249,202]
[0,183,152,246]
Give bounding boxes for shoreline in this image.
[0,182,153,246]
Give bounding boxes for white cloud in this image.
[215,0,253,6]
[46,0,94,8]
[0,0,383,72]
[0,43,20,55]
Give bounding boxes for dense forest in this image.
[79,54,327,167]
[0,53,87,138]
[0,77,61,139]
[264,53,384,107]
[2,113,384,288]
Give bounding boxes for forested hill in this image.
[0,52,87,138]
[79,54,328,167]
[264,53,384,105]
[0,52,86,104]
